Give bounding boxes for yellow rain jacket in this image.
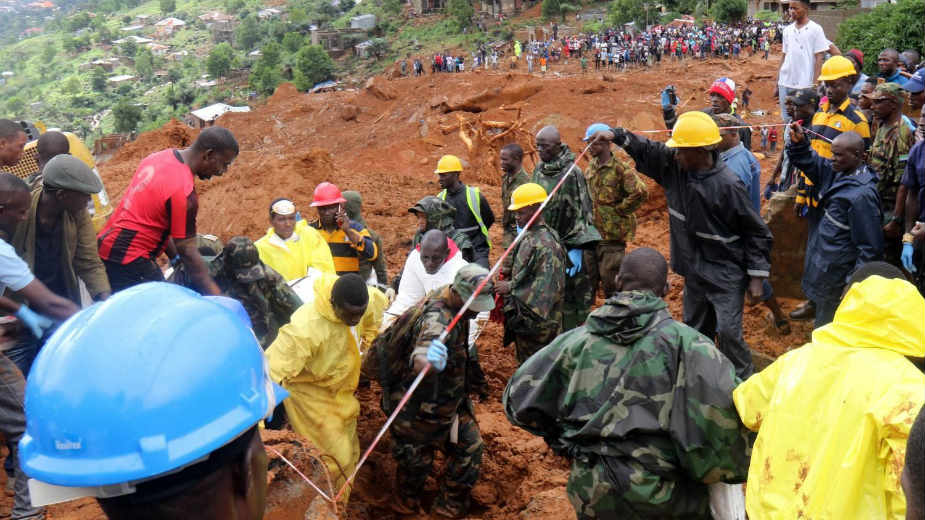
[255,221,335,282]
[734,276,925,520]
[265,274,386,500]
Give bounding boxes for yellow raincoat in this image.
[265,274,386,500]
[255,221,335,282]
[734,276,925,519]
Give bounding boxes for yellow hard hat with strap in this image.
[508,182,548,210]
[666,111,722,148]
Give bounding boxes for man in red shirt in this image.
[98,126,238,294]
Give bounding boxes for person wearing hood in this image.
[265,273,387,502]
[532,126,601,331]
[503,248,750,519]
[343,190,388,286]
[734,262,925,519]
[787,123,884,327]
[255,198,335,282]
[408,196,474,263]
[607,112,773,379]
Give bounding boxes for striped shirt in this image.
[311,220,377,275]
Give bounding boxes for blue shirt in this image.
[881,70,907,87]
[850,72,869,98]
[721,143,762,211]
[901,140,925,222]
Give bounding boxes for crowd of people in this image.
[0,0,923,518]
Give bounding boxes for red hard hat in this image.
[310,182,346,207]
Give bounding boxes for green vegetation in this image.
[711,0,747,22]
[447,0,475,29]
[293,44,335,90]
[836,0,925,75]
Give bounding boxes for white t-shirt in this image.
[0,238,34,295]
[779,20,830,89]
[384,248,468,320]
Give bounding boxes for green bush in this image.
[754,9,780,21]
[447,0,475,29]
[207,42,236,78]
[113,100,143,133]
[542,0,561,20]
[160,0,176,13]
[607,0,645,26]
[711,0,746,23]
[836,0,924,76]
[293,44,334,91]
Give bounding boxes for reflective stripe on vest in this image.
[438,186,492,249]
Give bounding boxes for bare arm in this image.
[175,236,221,296]
[813,52,824,83]
[905,187,920,233]
[17,279,79,320]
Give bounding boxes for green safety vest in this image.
[438,186,492,249]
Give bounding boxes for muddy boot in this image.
[788,300,815,321]
[431,494,469,519]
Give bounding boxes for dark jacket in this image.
[621,133,772,290]
[787,139,884,301]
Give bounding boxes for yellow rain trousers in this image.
[265,274,386,501]
[734,276,925,519]
[255,221,336,282]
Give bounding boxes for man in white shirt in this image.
[777,0,837,122]
[384,229,467,327]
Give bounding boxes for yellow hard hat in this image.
[818,55,856,81]
[666,111,722,148]
[508,182,548,210]
[434,155,463,174]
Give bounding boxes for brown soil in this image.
[21,49,815,519]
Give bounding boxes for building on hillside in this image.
[147,43,169,56]
[211,20,236,44]
[199,11,235,24]
[310,28,367,58]
[154,17,186,38]
[107,74,135,84]
[410,0,447,13]
[476,0,523,16]
[168,50,189,61]
[350,14,376,30]
[120,24,145,32]
[135,14,153,24]
[185,103,251,128]
[257,8,282,20]
[748,0,841,16]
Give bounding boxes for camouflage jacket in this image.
[503,291,750,506]
[501,167,531,247]
[410,196,475,261]
[391,287,471,430]
[211,258,303,349]
[503,223,566,342]
[531,146,601,250]
[869,118,915,209]
[585,152,648,242]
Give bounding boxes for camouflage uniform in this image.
[410,196,475,262]
[501,167,531,247]
[502,222,567,363]
[343,191,388,285]
[585,152,648,297]
[503,291,751,519]
[531,145,601,331]
[868,114,915,267]
[388,287,483,516]
[211,237,303,349]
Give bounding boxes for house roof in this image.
[155,17,186,27]
[190,103,251,122]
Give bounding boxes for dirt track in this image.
[14,50,817,519]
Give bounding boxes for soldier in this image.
[531,126,601,330]
[495,183,566,363]
[864,83,916,269]
[376,264,493,518]
[583,123,648,298]
[503,248,750,519]
[499,143,531,248]
[408,196,475,263]
[343,190,388,286]
[213,237,302,349]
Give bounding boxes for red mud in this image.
[18,50,814,519]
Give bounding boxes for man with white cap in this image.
[255,197,335,282]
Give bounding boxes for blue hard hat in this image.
[19,282,288,491]
[583,122,610,141]
[204,295,253,329]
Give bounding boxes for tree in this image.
[159,0,176,13]
[293,44,334,91]
[288,7,308,26]
[235,14,261,50]
[607,0,646,27]
[225,0,246,11]
[63,76,82,94]
[113,101,143,133]
[6,97,25,116]
[711,0,746,23]
[62,35,79,53]
[96,24,113,43]
[249,61,282,95]
[340,0,356,11]
[282,32,304,53]
[368,38,388,60]
[41,42,57,63]
[447,0,474,29]
[542,0,561,20]
[559,2,579,21]
[836,0,924,75]
[121,39,138,57]
[136,47,154,80]
[91,67,107,91]
[261,41,282,68]
[383,0,402,15]
[207,42,235,77]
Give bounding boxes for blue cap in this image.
[583,123,611,141]
[902,68,924,94]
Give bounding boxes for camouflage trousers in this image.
[586,240,627,299]
[513,334,550,364]
[391,408,483,513]
[567,452,711,520]
[563,268,594,331]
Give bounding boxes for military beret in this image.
[867,82,907,104]
[43,155,103,194]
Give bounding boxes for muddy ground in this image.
[6,48,818,519]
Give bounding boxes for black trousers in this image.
[104,257,164,293]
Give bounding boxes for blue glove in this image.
[15,305,55,339]
[902,242,917,273]
[516,225,524,235]
[763,183,777,200]
[426,339,447,372]
[566,249,583,277]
